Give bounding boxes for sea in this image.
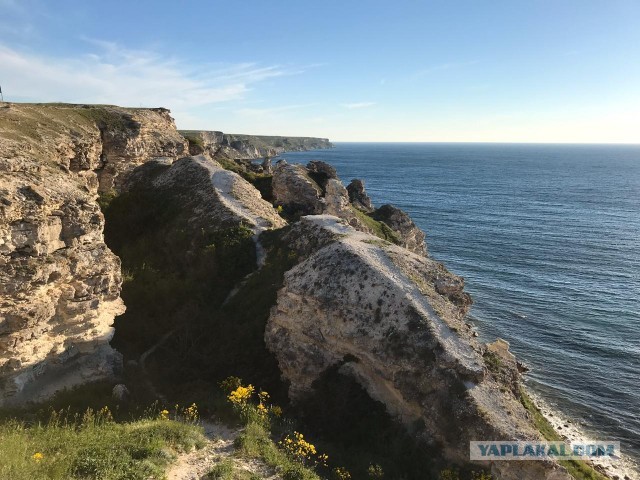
[280,142,640,471]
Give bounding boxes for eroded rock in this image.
[272,161,324,216]
[265,216,571,479]
[373,204,428,256]
[125,155,286,233]
[0,103,187,404]
[347,179,374,213]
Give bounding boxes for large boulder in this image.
[306,160,338,188]
[373,204,428,256]
[272,161,324,216]
[346,179,374,213]
[125,156,286,233]
[271,161,429,256]
[265,216,571,480]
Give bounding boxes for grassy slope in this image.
[518,387,609,480]
[0,411,204,480]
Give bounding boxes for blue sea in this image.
[281,143,640,468]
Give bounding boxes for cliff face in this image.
[0,103,186,405]
[180,130,332,159]
[265,217,570,480]
[0,103,584,479]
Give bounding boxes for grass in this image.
[181,131,205,149]
[0,408,204,480]
[208,458,262,480]
[75,106,140,135]
[351,206,401,245]
[518,387,609,480]
[234,422,319,480]
[482,351,502,374]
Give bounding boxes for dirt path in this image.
[166,420,279,480]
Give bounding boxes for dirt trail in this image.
[166,420,279,480]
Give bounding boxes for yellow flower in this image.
[228,384,255,405]
[280,431,321,464]
[32,452,44,462]
[271,405,283,417]
[183,403,198,422]
[333,467,351,480]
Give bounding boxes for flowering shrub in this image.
[222,376,328,479]
[228,385,255,406]
[221,377,282,425]
[183,403,199,423]
[332,466,351,479]
[278,431,329,467]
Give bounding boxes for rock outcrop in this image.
[373,204,428,256]
[266,216,571,480]
[0,103,186,405]
[272,161,325,215]
[347,179,374,213]
[271,160,428,255]
[124,155,286,233]
[94,108,187,193]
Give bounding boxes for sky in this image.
[1,0,639,143]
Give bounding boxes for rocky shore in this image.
[0,103,610,479]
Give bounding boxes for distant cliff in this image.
[179,130,332,159]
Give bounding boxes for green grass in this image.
[234,422,319,480]
[75,106,140,135]
[181,131,205,149]
[482,351,502,374]
[208,458,261,480]
[518,387,609,480]
[351,207,401,245]
[0,410,204,480]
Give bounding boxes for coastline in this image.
[525,386,638,480]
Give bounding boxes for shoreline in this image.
[525,386,638,480]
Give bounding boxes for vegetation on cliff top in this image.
[0,406,204,480]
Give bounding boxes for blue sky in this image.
[1,0,639,142]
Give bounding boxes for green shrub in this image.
[209,459,235,479]
[351,207,401,245]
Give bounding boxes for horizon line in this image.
[327,140,640,145]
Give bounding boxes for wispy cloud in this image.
[0,40,305,109]
[341,102,376,109]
